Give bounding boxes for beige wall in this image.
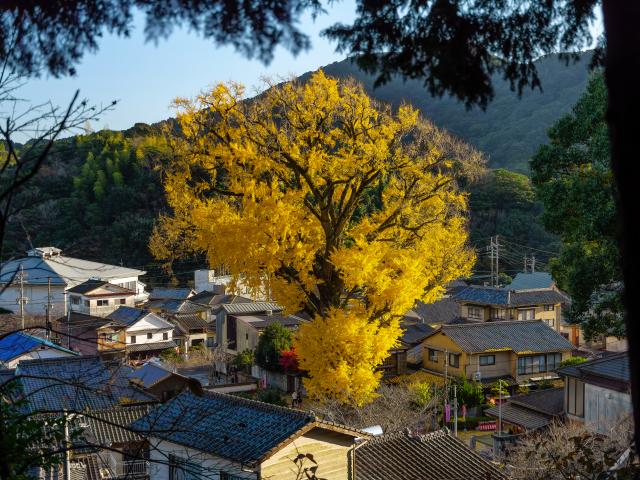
[260,428,355,480]
[422,332,467,378]
[466,351,514,380]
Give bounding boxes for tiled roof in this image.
[485,403,552,431]
[454,285,568,307]
[401,323,435,346]
[190,291,254,306]
[149,287,195,301]
[14,356,156,412]
[170,313,209,331]
[67,280,134,295]
[106,306,146,326]
[83,405,150,445]
[0,331,77,363]
[128,362,174,388]
[428,320,573,353]
[222,302,282,315]
[355,429,507,480]
[509,387,564,416]
[132,390,315,464]
[127,340,177,353]
[479,375,518,387]
[508,272,554,290]
[558,352,630,386]
[413,298,461,324]
[233,314,307,330]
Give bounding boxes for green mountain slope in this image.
[304,52,593,173]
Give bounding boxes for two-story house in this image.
[0,247,148,317]
[67,279,136,317]
[214,301,283,353]
[132,390,366,480]
[97,306,177,361]
[454,285,569,331]
[558,352,631,434]
[421,320,573,387]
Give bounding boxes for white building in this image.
[559,352,632,434]
[194,269,267,300]
[0,247,147,317]
[67,279,136,317]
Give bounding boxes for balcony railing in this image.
[99,459,149,479]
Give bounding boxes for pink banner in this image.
[445,402,451,423]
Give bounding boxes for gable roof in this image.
[355,429,507,480]
[485,387,564,431]
[106,307,174,330]
[558,352,630,391]
[413,298,461,325]
[67,279,135,296]
[82,405,151,445]
[454,285,568,307]
[0,331,77,363]
[147,299,208,314]
[127,362,175,388]
[222,301,283,315]
[508,272,554,290]
[232,314,307,330]
[190,291,254,306]
[131,390,362,466]
[425,320,573,353]
[0,251,144,287]
[400,323,435,346]
[149,287,195,301]
[170,313,209,332]
[14,356,156,412]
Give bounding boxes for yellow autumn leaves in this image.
[152,71,478,405]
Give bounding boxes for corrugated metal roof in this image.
[485,403,552,431]
[126,340,177,352]
[355,430,508,480]
[559,352,630,384]
[0,331,77,362]
[0,254,144,287]
[222,302,282,314]
[432,320,573,353]
[132,390,314,464]
[508,272,554,290]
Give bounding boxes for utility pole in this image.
[63,411,71,480]
[16,264,28,330]
[46,277,52,340]
[453,384,458,437]
[488,236,501,286]
[498,384,503,436]
[530,254,536,273]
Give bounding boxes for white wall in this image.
[584,383,632,434]
[126,315,173,345]
[0,285,66,318]
[148,439,255,480]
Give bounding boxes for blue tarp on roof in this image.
[0,332,76,362]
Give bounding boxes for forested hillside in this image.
[3,53,590,282]
[307,51,593,173]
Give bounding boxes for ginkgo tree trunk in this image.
[151,71,481,405]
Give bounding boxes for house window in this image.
[479,354,495,366]
[545,318,555,328]
[97,299,109,307]
[147,333,153,339]
[428,348,438,363]
[566,377,585,417]
[490,308,506,320]
[467,306,482,320]
[71,296,81,305]
[119,298,126,305]
[130,335,136,344]
[518,354,546,375]
[544,304,555,312]
[100,332,119,343]
[546,352,562,371]
[517,309,535,320]
[169,454,202,480]
[448,353,460,368]
[163,332,169,340]
[84,300,90,307]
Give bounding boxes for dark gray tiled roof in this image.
[508,272,554,290]
[401,323,435,345]
[222,302,282,315]
[127,340,177,353]
[479,375,518,387]
[413,297,461,324]
[509,387,564,416]
[171,313,209,331]
[454,285,568,307]
[106,306,145,326]
[67,280,134,295]
[132,390,314,465]
[14,356,156,412]
[190,291,254,306]
[355,429,507,480]
[149,287,194,301]
[485,403,552,431]
[235,314,307,330]
[84,405,150,445]
[430,320,573,353]
[559,352,630,384]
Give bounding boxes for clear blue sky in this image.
[20,2,357,133]
[19,2,602,135]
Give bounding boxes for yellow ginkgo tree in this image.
[151,71,481,405]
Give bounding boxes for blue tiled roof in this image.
[0,332,77,363]
[132,390,314,464]
[453,286,510,305]
[508,272,554,290]
[558,352,630,384]
[128,362,174,388]
[106,306,146,326]
[14,356,156,412]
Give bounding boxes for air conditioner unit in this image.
[473,371,482,382]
